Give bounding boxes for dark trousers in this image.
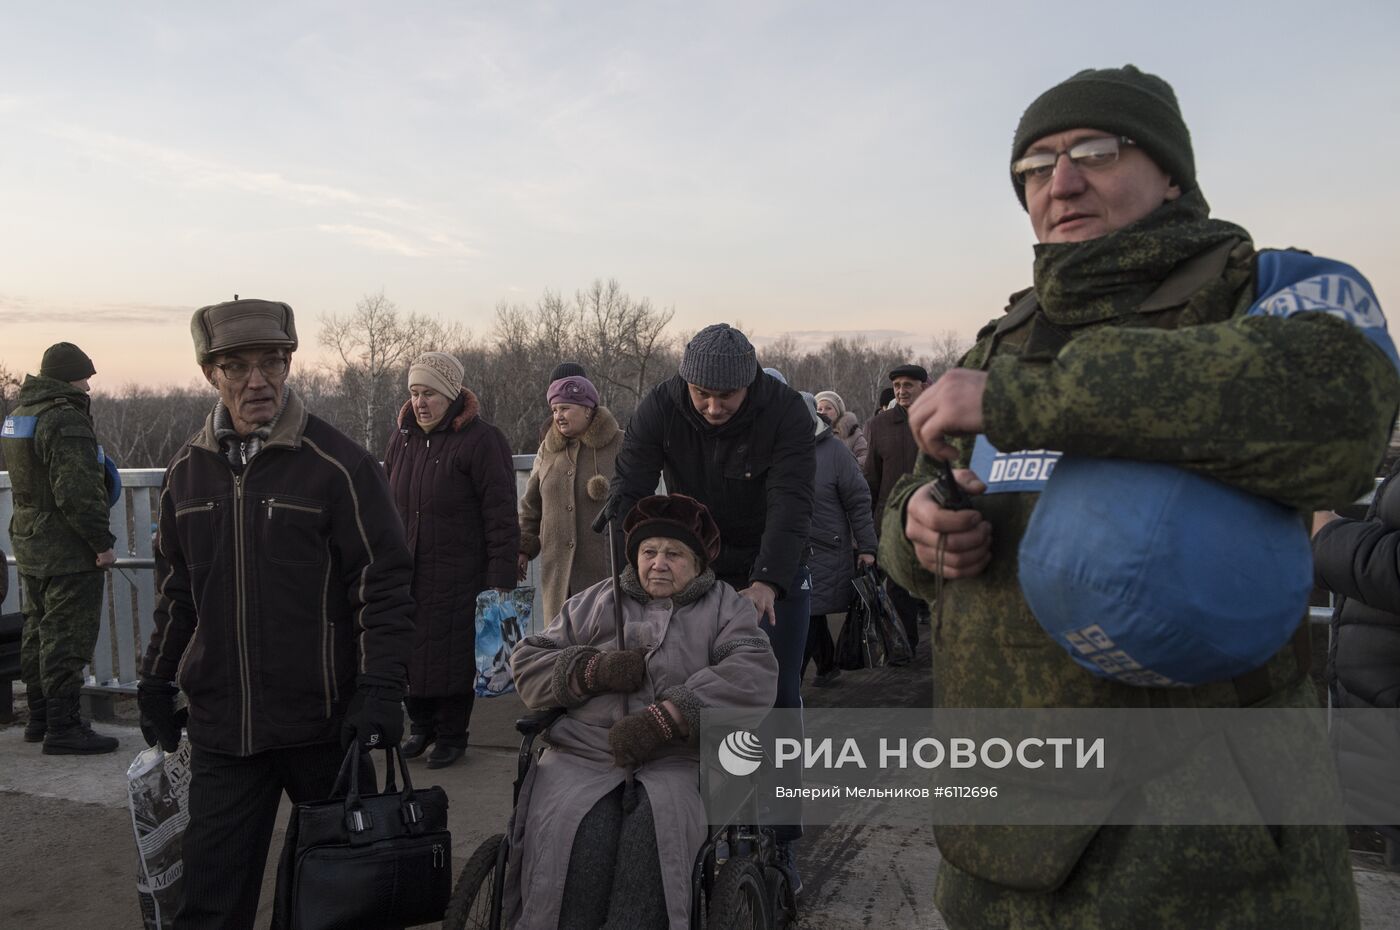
[802,613,837,679]
[759,566,810,844]
[176,741,372,930]
[884,578,921,650]
[18,571,105,698]
[559,783,667,930]
[405,693,474,747]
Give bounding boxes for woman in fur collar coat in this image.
[518,375,624,623]
[814,390,868,469]
[384,352,520,768]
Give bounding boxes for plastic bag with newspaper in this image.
[127,740,192,928]
[475,586,534,696]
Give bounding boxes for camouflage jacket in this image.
[879,235,1399,906]
[1,375,114,577]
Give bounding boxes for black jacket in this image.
[610,370,814,596]
[1314,461,1400,710]
[141,389,415,757]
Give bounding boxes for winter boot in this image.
[42,696,119,755]
[23,686,47,743]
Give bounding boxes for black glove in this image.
[137,678,188,752]
[342,685,405,751]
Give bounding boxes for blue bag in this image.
[474,587,534,697]
[1018,458,1312,687]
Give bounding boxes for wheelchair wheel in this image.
[764,864,796,929]
[707,857,769,930]
[441,833,506,930]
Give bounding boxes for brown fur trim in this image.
[541,404,620,454]
[834,411,861,439]
[395,389,480,431]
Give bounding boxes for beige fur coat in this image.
[518,406,622,623]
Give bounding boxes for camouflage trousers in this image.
[19,571,105,699]
[934,822,1359,930]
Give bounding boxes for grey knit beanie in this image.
[813,390,846,418]
[1011,64,1195,209]
[679,324,758,391]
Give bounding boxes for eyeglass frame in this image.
[210,354,291,383]
[1011,135,1137,187]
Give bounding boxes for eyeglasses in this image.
[212,356,289,382]
[1012,136,1136,186]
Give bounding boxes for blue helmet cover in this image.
[1018,458,1311,687]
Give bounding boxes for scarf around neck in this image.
[1031,189,1251,326]
[213,389,289,467]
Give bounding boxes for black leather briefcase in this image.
[272,743,452,930]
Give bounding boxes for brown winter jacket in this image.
[863,403,918,528]
[141,388,415,757]
[384,389,520,697]
[519,406,622,624]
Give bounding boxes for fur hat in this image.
[624,494,722,572]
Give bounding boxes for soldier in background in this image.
[0,342,118,754]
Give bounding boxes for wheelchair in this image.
[442,708,797,930]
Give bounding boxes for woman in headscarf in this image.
[383,351,520,768]
[507,494,778,929]
[814,390,868,469]
[518,374,623,624]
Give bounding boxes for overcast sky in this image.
[3,1,1398,387]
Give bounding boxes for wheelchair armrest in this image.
[515,707,567,736]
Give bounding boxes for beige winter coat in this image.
[518,406,622,622]
[505,568,778,929]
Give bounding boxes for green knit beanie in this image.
[40,342,96,382]
[1010,64,1195,209]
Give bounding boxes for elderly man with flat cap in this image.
[880,66,1400,926]
[1,342,118,755]
[136,299,416,928]
[864,361,931,646]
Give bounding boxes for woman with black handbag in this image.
[799,393,878,687]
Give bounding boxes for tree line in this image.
[0,281,967,470]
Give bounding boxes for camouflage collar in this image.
[1030,189,1250,326]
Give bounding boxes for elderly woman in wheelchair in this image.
[504,494,778,929]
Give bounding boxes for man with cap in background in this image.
[864,362,930,647]
[0,342,118,754]
[881,65,1400,926]
[608,322,815,890]
[136,298,416,928]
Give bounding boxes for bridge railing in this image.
[1,457,546,693]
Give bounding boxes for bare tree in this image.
[319,292,464,449]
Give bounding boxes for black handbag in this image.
[836,585,875,671]
[272,744,452,930]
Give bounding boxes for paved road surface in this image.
[3,634,1398,928]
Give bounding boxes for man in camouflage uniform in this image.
[881,65,1400,927]
[0,343,119,754]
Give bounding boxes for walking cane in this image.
[594,501,640,808]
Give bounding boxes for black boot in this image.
[42,696,119,755]
[427,734,467,769]
[23,686,46,743]
[401,730,434,759]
